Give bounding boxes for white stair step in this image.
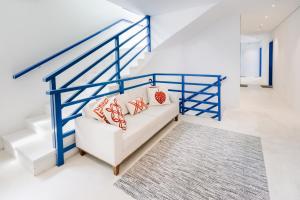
[1,129,57,175]
[108,83,119,92]
[2,130,36,157]
[27,112,76,133]
[15,135,56,175]
[26,115,52,136]
[4,128,77,176]
[137,58,144,65]
[121,74,131,79]
[129,66,140,75]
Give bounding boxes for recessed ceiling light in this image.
[265,15,269,19]
[260,24,264,27]
[272,4,276,8]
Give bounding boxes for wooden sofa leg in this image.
[175,115,179,121]
[113,165,120,176]
[79,149,86,156]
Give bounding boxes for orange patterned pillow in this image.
[126,97,149,115]
[103,97,127,131]
[92,98,110,124]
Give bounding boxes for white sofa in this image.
[75,87,179,175]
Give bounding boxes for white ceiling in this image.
[109,0,221,15]
[109,0,300,34]
[241,0,300,34]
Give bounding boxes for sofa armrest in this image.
[75,117,123,166]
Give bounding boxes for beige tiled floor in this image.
[0,85,299,200]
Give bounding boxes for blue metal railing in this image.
[154,73,226,121]
[32,16,151,166]
[43,16,150,82]
[45,16,151,135]
[13,16,152,167]
[47,73,226,166]
[12,18,142,79]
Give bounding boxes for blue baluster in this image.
[217,76,222,121]
[49,78,64,166]
[146,15,151,52]
[181,75,185,115]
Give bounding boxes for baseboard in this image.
[261,85,273,88]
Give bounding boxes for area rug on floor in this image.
[114,122,269,200]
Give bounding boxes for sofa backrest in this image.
[118,86,148,115]
[82,86,180,118]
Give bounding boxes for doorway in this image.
[240,38,262,86]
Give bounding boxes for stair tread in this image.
[16,135,55,161]
[2,130,36,149]
[26,114,51,125]
[26,115,52,134]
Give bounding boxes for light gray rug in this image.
[115,122,269,200]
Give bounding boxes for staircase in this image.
[2,17,151,175]
[1,107,77,175]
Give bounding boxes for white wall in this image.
[241,42,260,77]
[0,0,140,136]
[151,4,216,49]
[141,14,241,109]
[273,8,300,113]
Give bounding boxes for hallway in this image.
[0,86,299,200]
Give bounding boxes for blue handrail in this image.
[62,34,149,104]
[47,73,154,94]
[12,19,136,79]
[43,16,148,82]
[12,15,152,167]
[47,73,225,166]
[183,76,227,115]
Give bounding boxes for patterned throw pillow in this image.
[103,97,127,131]
[126,97,149,115]
[147,86,171,106]
[92,98,110,124]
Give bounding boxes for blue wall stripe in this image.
[269,41,273,86]
[259,47,262,77]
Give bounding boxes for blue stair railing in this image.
[13,16,152,166]
[47,73,226,166]
[13,18,141,79]
[46,16,151,166]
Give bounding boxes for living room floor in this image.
[1,85,300,200]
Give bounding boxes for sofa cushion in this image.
[126,97,149,115]
[103,96,127,131]
[122,113,157,150]
[83,100,98,119]
[116,94,129,115]
[122,103,179,156]
[147,86,171,106]
[142,103,178,118]
[92,97,110,123]
[119,87,149,105]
